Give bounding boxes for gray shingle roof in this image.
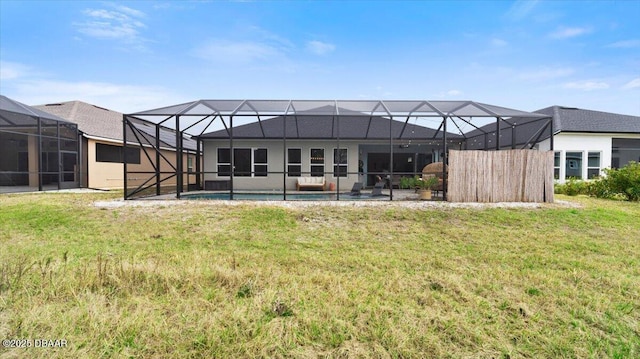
[199,112,463,140]
[34,100,196,150]
[537,106,640,133]
[463,106,640,150]
[34,101,124,141]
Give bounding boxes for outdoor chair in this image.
[371,181,386,197]
[421,162,446,196]
[349,182,363,196]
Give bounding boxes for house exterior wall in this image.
[88,138,196,189]
[202,139,360,191]
[87,139,122,189]
[539,132,640,182]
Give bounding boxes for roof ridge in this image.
[69,101,80,121]
[552,106,562,132]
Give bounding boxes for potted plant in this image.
[399,176,413,190]
[411,175,439,200]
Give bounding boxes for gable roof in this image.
[199,112,463,140]
[1,95,72,124]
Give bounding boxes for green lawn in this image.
[1,192,639,358]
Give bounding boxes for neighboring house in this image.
[198,110,464,190]
[34,101,198,189]
[0,95,80,192]
[540,106,640,181]
[467,106,640,182]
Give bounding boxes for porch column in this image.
[442,116,448,201]
[176,115,182,199]
[496,117,500,150]
[156,123,161,195]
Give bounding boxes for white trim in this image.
[253,148,268,177]
[554,150,562,180]
[309,147,325,177]
[332,147,348,178]
[587,151,602,179]
[216,147,268,178]
[286,148,302,177]
[564,150,584,180]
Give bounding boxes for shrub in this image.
[555,177,589,196]
[585,178,612,199]
[554,163,640,201]
[601,162,640,201]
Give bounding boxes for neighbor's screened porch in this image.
[0,96,80,193]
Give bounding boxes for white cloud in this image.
[549,26,591,39]
[447,90,463,96]
[622,78,640,89]
[563,81,609,91]
[193,40,283,64]
[505,0,538,21]
[306,40,336,55]
[0,61,30,81]
[3,77,179,113]
[247,26,295,49]
[112,5,146,18]
[74,4,148,50]
[517,67,574,81]
[606,39,640,48]
[491,38,508,47]
[192,26,297,66]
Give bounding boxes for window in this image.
[587,152,601,179]
[217,148,231,176]
[96,143,140,164]
[124,147,141,164]
[565,151,583,179]
[217,148,267,177]
[287,148,301,177]
[234,148,252,176]
[554,151,561,180]
[333,148,348,177]
[253,148,267,177]
[310,148,324,177]
[612,138,640,169]
[187,156,194,173]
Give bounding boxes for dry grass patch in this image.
[1,192,639,358]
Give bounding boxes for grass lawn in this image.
[1,192,639,358]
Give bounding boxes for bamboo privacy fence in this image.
[448,150,554,203]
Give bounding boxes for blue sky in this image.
[1,0,639,115]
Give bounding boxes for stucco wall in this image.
[202,140,361,191]
[539,132,640,182]
[88,139,196,189]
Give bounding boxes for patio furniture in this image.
[348,182,363,196]
[371,181,386,197]
[422,162,446,195]
[296,177,326,191]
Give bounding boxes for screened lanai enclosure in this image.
[123,100,554,202]
[1,95,80,193]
